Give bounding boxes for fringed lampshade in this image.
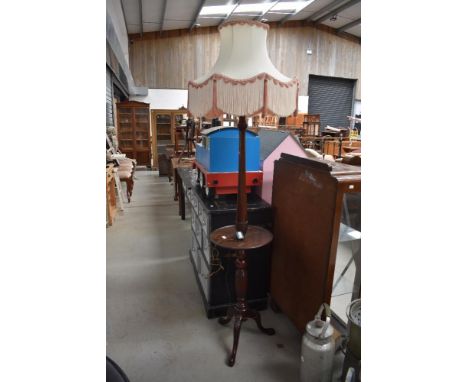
[188,20,298,119]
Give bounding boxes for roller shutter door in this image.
[308,75,355,130]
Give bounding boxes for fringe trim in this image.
[188,76,299,118]
[188,72,298,89]
[218,20,269,31]
[188,80,213,117]
[266,78,298,118]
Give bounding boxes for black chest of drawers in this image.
[179,168,273,318]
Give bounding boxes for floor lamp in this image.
[187,19,299,367]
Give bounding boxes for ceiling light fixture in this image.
[330,14,337,21]
[199,4,236,17]
[233,3,273,15]
[270,0,316,14]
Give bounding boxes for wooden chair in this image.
[117,158,136,202]
[106,165,117,226]
[107,134,137,203]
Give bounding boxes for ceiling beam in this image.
[279,0,314,25]
[306,0,347,22]
[313,0,360,25]
[218,1,240,27]
[138,0,143,37]
[119,0,129,35]
[159,0,168,36]
[337,17,360,32]
[190,0,206,31]
[255,1,280,21]
[129,21,361,44]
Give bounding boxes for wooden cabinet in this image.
[270,154,361,332]
[285,113,305,127]
[116,101,151,166]
[150,109,187,170]
[302,114,320,135]
[178,168,273,318]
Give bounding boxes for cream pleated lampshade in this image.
[188,20,298,119]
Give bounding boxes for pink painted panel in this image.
[259,136,308,204]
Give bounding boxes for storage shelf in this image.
[117,101,151,166]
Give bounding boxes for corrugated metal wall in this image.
[308,75,355,130]
[106,68,114,126]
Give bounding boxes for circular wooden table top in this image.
[210,225,273,250]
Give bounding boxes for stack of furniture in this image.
[150,108,187,173]
[252,114,278,128]
[320,136,362,160]
[116,101,151,167]
[323,126,350,138]
[178,168,272,319]
[299,114,321,149]
[342,140,361,154]
[340,139,361,166]
[285,113,305,127]
[303,114,321,135]
[322,138,343,157]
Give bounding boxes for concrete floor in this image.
[107,170,344,382]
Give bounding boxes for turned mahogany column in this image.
[210,115,275,367]
[236,116,248,235]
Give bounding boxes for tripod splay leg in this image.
[227,315,242,367]
[247,309,275,335]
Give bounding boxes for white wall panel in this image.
[130,88,188,109]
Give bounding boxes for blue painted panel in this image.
[195,128,260,172]
[195,142,210,170]
[209,137,238,172]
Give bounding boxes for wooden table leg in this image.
[219,249,275,367]
[178,171,186,220]
[174,167,179,201]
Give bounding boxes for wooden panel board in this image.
[129,23,361,98]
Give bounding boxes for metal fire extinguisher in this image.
[300,303,335,382]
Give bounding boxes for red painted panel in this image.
[195,162,262,195]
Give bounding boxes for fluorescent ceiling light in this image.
[199,1,315,19]
[199,4,237,17]
[233,3,273,15]
[270,0,315,14]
